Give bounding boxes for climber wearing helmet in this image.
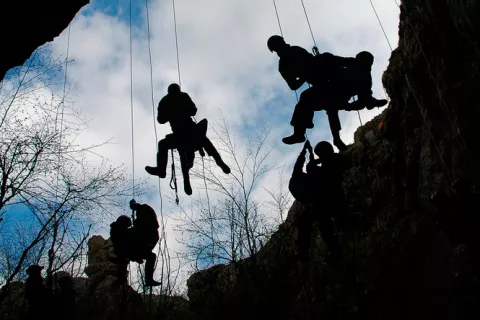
[267,35,388,151]
[109,203,161,287]
[129,199,161,287]
[289,140,345,259]
[145,83,230,195]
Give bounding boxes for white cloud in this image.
[42,0,400,282]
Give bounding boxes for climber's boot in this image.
[146,279,162,287]
[344,99,365,111]
[282,127,306,145]
[144,253,162,287]
[145,166,166,178]
[145,151,167,178]
[218,161,231,174]
[360,96,388,110]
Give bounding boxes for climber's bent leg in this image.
[353,51,387,110]
[145,136,177,178]
[284,88,323,145]
[144,252,161,287]
[326,109,348,152]
[202,137,230,174]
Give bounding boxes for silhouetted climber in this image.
[129,199,162,287]
[109,201,162,287]
[145,83,230,195]
[267,35,387,151]
[289,140,345,259]
[25,265,51,317]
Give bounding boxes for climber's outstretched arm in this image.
[293,147,308,176]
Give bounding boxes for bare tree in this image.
[263,167,293,224]
[0,48,140,303]
[174,115,289,270]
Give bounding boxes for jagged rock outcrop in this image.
[81,235,145,320]
[0,0,90,80]
[0,236,195,320]
[186,1,480,319]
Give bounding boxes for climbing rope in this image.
[129,0,136,200]
[167,0,182,202]
[367,0,394,52]
[272,0,301,125]
[145,0,166,220]
[272,0,284,37]
[172,0,182,88]
[300,0,317,48]
[368,0,453,182]
[126,0,135,292]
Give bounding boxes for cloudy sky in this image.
[37,0,400,273]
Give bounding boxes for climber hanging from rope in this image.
[267,35,388,151]
[144,83,231,195]
[109,200,161,287]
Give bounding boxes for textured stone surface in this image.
[0,0,90,80]
[186,1,480,319]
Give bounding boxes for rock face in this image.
[0,0,90,80]
[186,1,480,319]
[81,235,145,320]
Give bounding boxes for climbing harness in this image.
[128,0,136,202]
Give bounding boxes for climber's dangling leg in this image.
[326,109,348,152]
[145,135,177,178]
[144,252,161,287]
[178,147,193,195]
[202,137,230,174]
[283,88,317,145]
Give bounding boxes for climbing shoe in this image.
[217,161,231,174]
[145,166,166,178]
[345,100,365,111]
[145,280,162,287]
[363,97,388,110]
[282,133,306,145]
